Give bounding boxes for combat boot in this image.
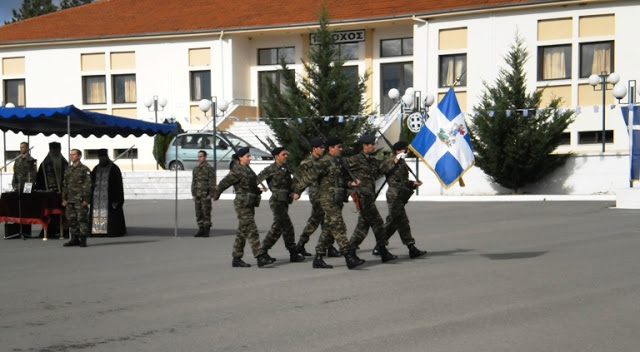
[408,244,427,258]
[372,244,380,256]
[232,257,251,267]
[63,235,79,247]
[78,236,88,248]
[262,250,277,263]
[327,245,341,257]
[193,227,204,237]
[378,245,397,263]
[289,248,305,262]
[312,254,333,269]
[257,254,275,268]
[345,252,365,269]
[202,226,211,238]
[296,241,312,256]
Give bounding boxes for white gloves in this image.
[397,153,407,160]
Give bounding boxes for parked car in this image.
[164,131,273,170]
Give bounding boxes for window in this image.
[258,70,293,114]
[3,79,26,106]
[381,38,413,57]
[580,41,613,78]
[112,74,137,104]
[538,45,572,80]
[439,54,466,87]
[82,75,106,104]
[190,70,211,101]
[337,43,359,60]
[5,150,20,160]
[258,47,295,65]
[381,62,413,113]
[578,130,613,144]
[114,148,138,159]
[342,66,359,92]
[84,149,102,159]
[559,132,571,145]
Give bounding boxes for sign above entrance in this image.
[310,30,365,45]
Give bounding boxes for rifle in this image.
[249,128,299,182]
[248,129,273,153]
[374,130,422,198]
[285,119,312,150]
[217,133,268,189]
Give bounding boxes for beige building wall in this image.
[189,48,211,66]
[579,14,615,37]
[2,57,25,75]
[112,108,138,118]
[538,85,572,107]
[438,28,467,50]
[538,18,572,40]
[81,53,105,71]
[438,91,467,112]
[578,83,615,106]
[110,52,135,70]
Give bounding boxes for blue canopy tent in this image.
[0,105,181,237]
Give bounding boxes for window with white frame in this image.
[258,47,295,66]
[190,70,211,101]
[3,79,26,106]
[381,38,413,57]
[258,70,293,114]
[538,45,572,80]
[112,74,136,104]
[439,54,466,87]
[82,75,106,104]
[580,41,614,78]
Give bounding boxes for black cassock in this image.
[91,161,127,237]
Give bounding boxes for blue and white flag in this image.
[409,88,475,188]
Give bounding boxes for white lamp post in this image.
[613,79,639,187]
[589,71,619,152]
[199,96,229,182]
[143,96,168,169]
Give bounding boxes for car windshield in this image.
[173,133,250,149]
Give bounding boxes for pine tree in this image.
[469,34,575,193]
[59,0,93,10]
[154,121,184,170]
[260,6,371,167]
[6,0,57,24]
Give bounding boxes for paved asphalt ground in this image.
[1,199,639,352]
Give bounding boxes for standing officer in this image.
[294,138,339,258]
[257,147,305,263]
[192,150,216,238]
[212,147,273,268]
[294,137,363,269]
[12,141,37,192]
[62,149,92,248]
[380,141,427,258]
[347,135,397,263]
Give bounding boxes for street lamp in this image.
[589,71,620,152]
[199,97,229,183]
[613,79,639,187]
[143,96,168,169]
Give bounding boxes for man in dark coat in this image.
[90,149,126,237]
[35,141,68,238]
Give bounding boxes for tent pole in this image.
[67,115,71,164]
[174,139,178,238]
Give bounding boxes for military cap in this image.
[236,147,250,157]
[49,142,61,149]
[392,141,409,151]
[325,137,343,147]
[357,134,376,144]
[271,147,285,156]
[97,149,108,157]
[309,138,324,148]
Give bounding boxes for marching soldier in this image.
[12,141,37,192]
[62,149,92,248]
[380,141,427,258]
[212,147,274,268]
[294,137,364,269]
[257,147,305,263]
[294,138,339,258]
[192,150,216,237]
[347,135,397,263]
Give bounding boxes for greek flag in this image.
[621,105,640,181]
[409,88,474,188]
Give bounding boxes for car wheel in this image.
[169,161,184,170]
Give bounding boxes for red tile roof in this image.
[0,0,559,44]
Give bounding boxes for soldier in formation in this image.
[62,149,92,248]
[12,141,37,192]
[192,150,216,238]
[257,147,305,263]
[212,147,274,268]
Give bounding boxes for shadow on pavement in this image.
[482,251,548,260]
[89,240,159,247]
[125,227,237,238]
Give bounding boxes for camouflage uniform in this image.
[380,158,417,246]
[62,162,92,238]
[191,162,216,228]
[257,162,295,250]
[348,151,387,249]
[294,154,351,255]
[213,164,264,259]
[295,154,335,249]
[12,154,37,191]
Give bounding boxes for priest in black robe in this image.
[90,149,126,237]
[35,141,68,238]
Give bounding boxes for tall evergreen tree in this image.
[6,0,57,24]
[469,34,575,193]
[59,0,93,10]
[260,6,371,167]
